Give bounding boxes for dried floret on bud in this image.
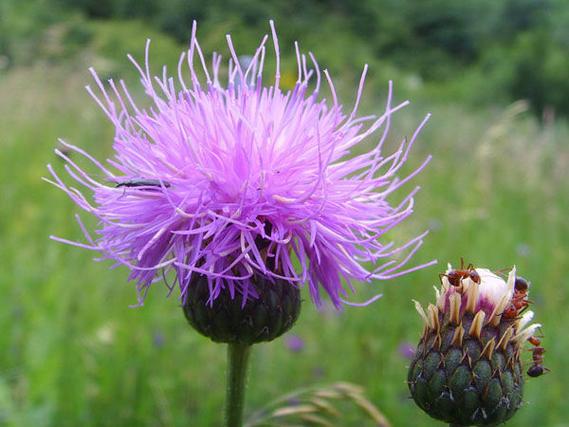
[408,264,544,426]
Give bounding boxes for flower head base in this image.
[183,271,301,344]
[46,21,434,310]
[408,264,544,426]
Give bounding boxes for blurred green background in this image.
[1,1,569,426]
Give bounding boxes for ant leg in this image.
[497,309,513,319]
[518,304,531,315]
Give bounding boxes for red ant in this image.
[502,304,519,320]
[527,346,549,377]
[502,276,531,320]
[512,276,530,311]
[440,258,480,287]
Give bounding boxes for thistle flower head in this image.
[47,21,433,310]
[408,263,544,426]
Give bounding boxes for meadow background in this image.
[1,1,569,426]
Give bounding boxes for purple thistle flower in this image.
[46,21,435,309]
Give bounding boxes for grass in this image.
[1,20,569,427]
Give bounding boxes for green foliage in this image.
[0,0,61,64]
[4,0,569,116]
[86,20,182,77]
[506,31,569,117]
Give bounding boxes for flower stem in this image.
[226,342,251,427]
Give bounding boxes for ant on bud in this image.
[527,346,549,377]
[527,327,548,378]
[501,276,532,320]
[501,304,519,320]
[512,277,530,311]
[440,258,480,287]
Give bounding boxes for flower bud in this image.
[408,265,543,426]
[183,272,301,345]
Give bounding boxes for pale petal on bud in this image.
[477,268,510,305]
[413,300,429,326]
[517,310,535,330]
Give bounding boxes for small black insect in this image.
[115,179,171,188]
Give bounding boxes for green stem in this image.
[226,342,251,427]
